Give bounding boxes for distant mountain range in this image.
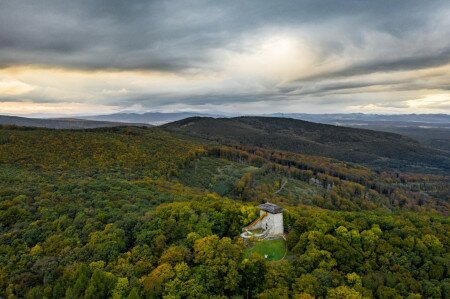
[0,115,151,129]
[82,112,450,152]
[163,116,450,174]
[82,112,223,126]
[1,112,449,152]
[267,113,450,124]
[83,112,450,126]
[269,113,450,152]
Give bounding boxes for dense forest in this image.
[163,117,450,174]
[0,124,449,298]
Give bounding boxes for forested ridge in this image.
[163,116,450,174]
[0,125,449,298]
[0,115,151,129]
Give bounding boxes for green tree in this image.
[127,287,141,299]
[142,263,174,298]
[84,270,117,299]
[65,264,91,298]
[240,254,267,296]
[193,235,244,294]
[163,262,206,298]
[293,274,319,297]
[377,286,402,299]
[112,277,129,299]
[326,286,362,299]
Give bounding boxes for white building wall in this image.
[259,210,284,236]
[271,213,284,235]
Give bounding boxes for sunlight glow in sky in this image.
[0,1,449,116]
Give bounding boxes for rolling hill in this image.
[0,115,151,129]
[80,112,450,152]
[1,124,448,298]
[269,113,450,153]
[82,112,222,125]
[163,116,450,174]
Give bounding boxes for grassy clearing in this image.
[245,238,286,261]
[176,157,258,196]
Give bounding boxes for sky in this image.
[0,0,450,116]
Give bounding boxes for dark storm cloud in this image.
[303,48,450,81]
[111,92,275,108]
[1,0,449,72]
[0,0,223,71]
[1,0,450,115]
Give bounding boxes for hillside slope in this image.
[268,113,450,152]
[0,126,201,176]
[0,115,151,129]
[163,116,450,173]
[1,125,449,298]
[82,112,221,125]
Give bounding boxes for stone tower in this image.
[256,202,284,237]
[241,202,284,239]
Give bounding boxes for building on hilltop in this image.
[241,202,284,239]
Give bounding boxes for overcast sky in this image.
[0,0,449,116]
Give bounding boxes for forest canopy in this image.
[0,126,449,298]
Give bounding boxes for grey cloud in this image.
[115,93,277,108]
[1,0,450,114]
[280,81,403,96]
[309,48,450,81]
[1,0,449,72]
[275,77,438,100]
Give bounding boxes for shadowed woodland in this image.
[0,124,449,298]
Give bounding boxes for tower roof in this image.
[257,202,283,214]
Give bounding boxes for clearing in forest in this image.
[245,239,286,261]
